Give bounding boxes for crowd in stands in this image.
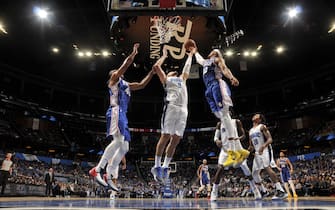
[2,150,334,198]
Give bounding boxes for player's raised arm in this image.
[193,47,205,66]
[109,43,140,86]
[128,69,155,91]
[180,51,193,81]
[153,46,168,85]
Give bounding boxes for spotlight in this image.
[102,50,110,57]
[243,51,250,57]
[78,51,84,57]
[225,50,234,57]
[328,23,335,33]
[276,46,285,54]
[52,47,59,53]
[34,7,48,19]
[0,23,8,34]
[287,6,301,18]
[251,51,257,57]
[85,51,92,57]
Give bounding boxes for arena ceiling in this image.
[0,0,334,95]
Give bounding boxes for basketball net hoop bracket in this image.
[152,16,182,44]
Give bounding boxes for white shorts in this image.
[161,103,188,136]
[252,149,271,172]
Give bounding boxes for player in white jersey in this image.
[248,113,287,200]
[151,46,193,183]
[196,159,211,198]
[210,119,261,201]
[89,43,155,191]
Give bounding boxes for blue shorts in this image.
[205,79,233,113]
[280,168,291,182]
[106,106,131,142]
[201,174,210,185]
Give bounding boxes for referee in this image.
[0,153,13,195]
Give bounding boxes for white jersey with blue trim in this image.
[164,76,187,107]
[202,58,223,84]
[249,124,268,154]
[201,164,210,177]
[109,78,130,107]
[279,157,289,169]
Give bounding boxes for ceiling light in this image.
[102,51,110,57]
[0,23,8,34]
[257,45,262,51]
[328,23,335,33]
[225,50,233,57]
[251,51,257,57]
[78,51,84,57]
[287,6,301,18]
[243,51,250,57]
[276,46,285,54]
[52,47,59,53]
[85,51,92,57]
[34,7,48,19]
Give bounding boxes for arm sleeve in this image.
[214,129,220,142]
[182,54,193,75]
[195,52,205,66]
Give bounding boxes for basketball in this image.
[184,39,196,51]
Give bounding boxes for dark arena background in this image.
[0,0,335,209]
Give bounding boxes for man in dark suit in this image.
[45,168,55,196]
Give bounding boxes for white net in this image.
[153,16,182,44]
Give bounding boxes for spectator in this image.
[45,168,55,197]
[0,153,13,195]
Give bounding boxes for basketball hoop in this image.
[152,16,182,44]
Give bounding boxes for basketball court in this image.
[0,0,335,209]
[1,197,335,209]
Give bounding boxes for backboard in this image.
[103,0,228,16]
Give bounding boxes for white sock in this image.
[154,155,162,168]
[162,156,172,168]
[248,180,258,193]
[213,184,219,192]
[275,182,285,192]
[107,163,120,179]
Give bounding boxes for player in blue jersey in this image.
[196,159,211,198]
[190,44,247,167]
[89,43,155,191]
[151,46,193,183]
[276,151,298,198]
